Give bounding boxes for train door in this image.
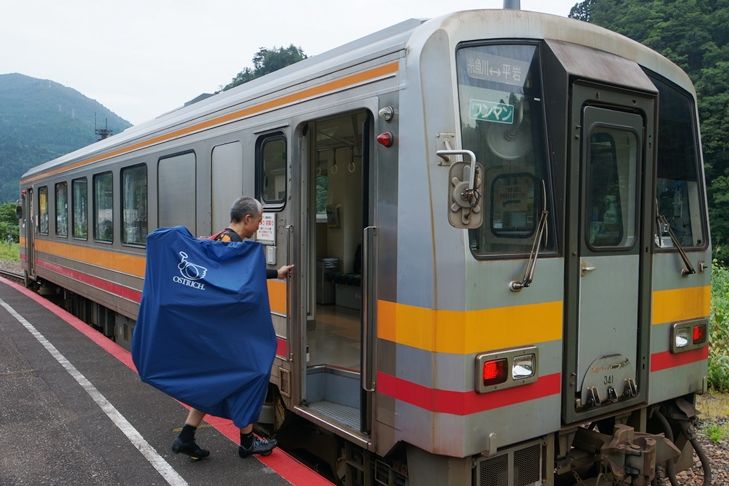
[295,109,375,441]
[564,83,654,423]
[25,188,35,278]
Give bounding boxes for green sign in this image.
[469,99,514,124]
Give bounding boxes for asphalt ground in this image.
[0,277,330,486]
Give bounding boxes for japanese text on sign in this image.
[470,99,515,124]
[465,53,530,87]
[256,212,276,244]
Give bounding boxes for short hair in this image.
[230,196,262,223]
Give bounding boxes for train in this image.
[17,7,712,486]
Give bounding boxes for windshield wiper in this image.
[656,208,696,276]
[510,180,549,292]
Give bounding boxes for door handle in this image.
[580,260,596,276]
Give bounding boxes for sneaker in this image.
[238,436,277,458]
[172,437,210,460]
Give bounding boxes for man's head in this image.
[230,196,263,238]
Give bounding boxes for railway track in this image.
[0,268,24,285]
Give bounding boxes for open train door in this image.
[289,108,377,451]
[563,77,656,424]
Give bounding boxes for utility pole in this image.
[94,113,113,141]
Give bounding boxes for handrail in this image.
[361,226,377,392]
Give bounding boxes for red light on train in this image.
[482,358,508,386]
[376,132,394,147]
[693,323,707,344]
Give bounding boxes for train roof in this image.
[22,9,693,182]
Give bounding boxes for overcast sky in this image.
[1,0,578,125]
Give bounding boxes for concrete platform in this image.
[0,276,331,486]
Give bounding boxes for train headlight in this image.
[512,354,536,380]
[671,319,709,353]
[674,328,690,349]
[475,346,538,393]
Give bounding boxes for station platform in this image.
[0,276,332,486]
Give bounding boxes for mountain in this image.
[0,73,132,203]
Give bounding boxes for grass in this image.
[703,422,729,443]
[709,262,729,391]
[0,242,19,262]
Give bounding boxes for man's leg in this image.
[172,408,210,460]
[239,423,277,458]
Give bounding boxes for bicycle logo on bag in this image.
[173,251,208,291]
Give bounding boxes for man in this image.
[172,196,293,460]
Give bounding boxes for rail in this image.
[0,268,24,285]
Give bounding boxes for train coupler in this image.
[572,424,680,485]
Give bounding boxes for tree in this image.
[568,0,594,22]
[222,45,307,91]
[0,202,19,243]
[570,0,729,263]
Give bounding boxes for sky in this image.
[1,0,578,125]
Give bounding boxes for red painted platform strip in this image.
[0,276,333,486]
[36,258,142,303]
[650,347,709,372]
[377,371,561,415]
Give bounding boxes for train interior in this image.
[304,111,367,431]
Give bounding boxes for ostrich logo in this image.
[177,251,208,280]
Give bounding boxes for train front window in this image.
[456,44,553,256]
[647,72,706,248]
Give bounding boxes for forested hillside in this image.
[570,0,729,263]
[0,73,131,203]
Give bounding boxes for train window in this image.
[72,178,88,239]
[256,134,287,205]
[647,72,706,248]
[212,142,243,232]
[490,173,537,237]
[38,186,49,235]
[121,164,148,246]
[94,172,113,242]
[55,182,68,237]
[585,130,638,249]
[456,44,553,256]
[158,152,196,232]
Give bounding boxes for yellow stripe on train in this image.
[377,300,563,354]
[35,239,146,278]
[651,286,711,325]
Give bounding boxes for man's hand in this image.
[277,264,294,279]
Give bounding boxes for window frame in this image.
[38,185,49,235]
[583,124,640,253]
[54,181,69,238]
[644,69,709,252]
[255,132,288,209]
[121,163,148,247]
[93,171,114,243]
[72,177,88,240]
[455,40,557,260]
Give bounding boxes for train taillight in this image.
[482,358,507,386]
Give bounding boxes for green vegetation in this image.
[0,242,19,262]
[0,73,131,204]
[222,45,307,91]
[570,0,729,264]
[0,202,19,244]
[710,262,729,391]
[704,421,729,443]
